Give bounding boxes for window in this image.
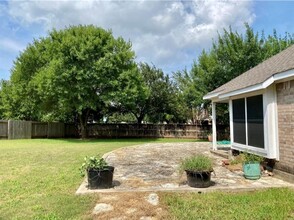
[233,98,246,145]
[247,95,264,148]
[232,95,264,148]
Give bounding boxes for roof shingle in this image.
[206,44,294,97]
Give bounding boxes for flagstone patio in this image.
[76,142,293,194]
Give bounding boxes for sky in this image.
[1,0,294,80]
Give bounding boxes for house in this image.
[204,45,294,175]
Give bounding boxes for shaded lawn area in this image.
[162,188,294,220]
[0,138,197,219]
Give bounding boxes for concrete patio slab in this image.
[76,142,294,195]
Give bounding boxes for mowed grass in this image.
[162,188,294,220]
[0,138,197,219]
[2,138,294,220]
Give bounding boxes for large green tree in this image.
[174,24,294,124]
[3,25,135,138]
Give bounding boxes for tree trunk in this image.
[131,111,144,124]
[80,122,87,139]
[79,110,90,139]
[136,115,144,124]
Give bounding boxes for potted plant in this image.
[180,155,214,188]
[80,155,114,189]
[207,133,213,142]
[243,152,263,180]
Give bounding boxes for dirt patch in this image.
[92,192,171,220]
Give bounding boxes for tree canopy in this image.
[2,25,136,138]
[111,62,183,124]
[1,24,294,131]
[174,24,294,124]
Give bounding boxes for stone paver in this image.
[76,142,293,194]
[93,203,114,214]
[146,193,159,206]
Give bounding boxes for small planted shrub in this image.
[230,154,245,165]
[180,155,213,173]
[242,152,263,180]
[180,155,213,188]
[243,152,264,164]
[80,155,108,176]
[80,155,114,189]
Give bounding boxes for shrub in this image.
[79,155,108,177]
[180,155,213,172]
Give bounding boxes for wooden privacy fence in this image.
[65,123,229,140]
[85,123,209,139]
[0,120,229,140]
[0,120,64,139]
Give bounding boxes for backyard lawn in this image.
[0,138,196,219]
[1,138,294,219]
[162,188,294,220]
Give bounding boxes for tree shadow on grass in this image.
[54,138,202,144]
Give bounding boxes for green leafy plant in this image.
[243,152,264,164]
[80,155,108,177]
[230,154,245,165]
[180,155,213,173]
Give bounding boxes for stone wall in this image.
[276,80,294,174]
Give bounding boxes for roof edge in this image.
[203,92,220,100]
[204,68,294,101]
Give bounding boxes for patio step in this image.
[210,149,230,159]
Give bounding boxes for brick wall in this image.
[276,80,294,174]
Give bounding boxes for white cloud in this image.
[0,38,25,53]
[6,0,255,73]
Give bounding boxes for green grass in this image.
[0,138,197,219]
[3,138,293,220]
[162,188,294,220]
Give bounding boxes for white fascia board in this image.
[219,69,294,99]
[203,92,221,100]
[219,84,264,99]
[273,68,294,82]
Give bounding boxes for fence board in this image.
[0,120,228,140]
[86,123,214,139]
[8,120,32,139]
[0,120,8,138]
[47,122,64,138]
[32,122,48,138]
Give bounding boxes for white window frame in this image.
[229,85,279,159]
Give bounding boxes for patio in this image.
[76,142,293,194]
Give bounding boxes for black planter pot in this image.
[87,166,114,189]
[185,170,212,188]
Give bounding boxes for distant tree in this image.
[106,112,136,123]
[113,62,181,124]
[3,25,135,138]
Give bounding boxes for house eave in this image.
[203,92,221,100]
[204,68,294,101]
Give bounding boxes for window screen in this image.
[247,95,264,148]
[233,98,246,145]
